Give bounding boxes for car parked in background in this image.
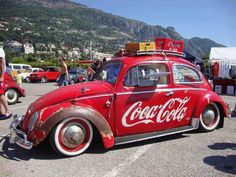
[29,66,60,83]
[9,63,32,79]
[17,68,44,83]
[4,72,26,104]
[68,67,88,84]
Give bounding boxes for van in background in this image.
[9,63,32,79]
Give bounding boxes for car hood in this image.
[26,81,112,117]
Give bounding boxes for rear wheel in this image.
[70,79,76,85]
[41,76,47,83]
[199,103,220,131]
[5,89,19,105]
[50,118,93,156]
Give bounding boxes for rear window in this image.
[172,64,202,84]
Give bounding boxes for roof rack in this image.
[136,50,185,58]
[115,49,185,58]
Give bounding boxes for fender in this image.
[33,105,114,149]
[192,92,228,119]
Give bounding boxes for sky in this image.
[71,0,236,47]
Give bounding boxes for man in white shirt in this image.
[0,47,12,119]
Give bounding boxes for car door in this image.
[46,67,59,80]
[170,63,205,128]
[115,62,184,136]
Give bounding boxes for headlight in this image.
[28,112,39,131]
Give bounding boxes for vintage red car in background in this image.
[9,38,229,157]
[29,66,60,83]
[4,72,26,104]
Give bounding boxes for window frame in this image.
[123,63,170,87]
[172,63,203,84]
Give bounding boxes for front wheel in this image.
[5,89,19,105]
[199,103,220,132]
[24,76,30,83]
[50,118,93,156]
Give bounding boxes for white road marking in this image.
[103,144,152,177]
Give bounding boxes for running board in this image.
[115,119,199,145]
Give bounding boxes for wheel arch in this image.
[192,94,227,128]
[37,106,114,149]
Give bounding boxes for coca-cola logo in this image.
[122,97,191,127]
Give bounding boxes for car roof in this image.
[112,54,195,67]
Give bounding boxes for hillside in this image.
[0,0,224,57]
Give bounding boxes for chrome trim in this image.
[73,94,114,101]
[116,88,207,96]
[191,118,199,129]
[115,119,199,145]
[9,114,33,150]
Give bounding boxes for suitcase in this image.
[126,42,156,52]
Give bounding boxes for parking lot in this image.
[0,82,236,177]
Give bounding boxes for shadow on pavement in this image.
[204,142,236,175]
[0,135,61,161]
[1,132,188,160]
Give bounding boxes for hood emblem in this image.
[81,87,90,94]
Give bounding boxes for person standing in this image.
[16,70,23,86]
[58,57,68,87]
[0,47,12,119]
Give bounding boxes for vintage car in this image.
[67,67,88,84]
[29,66,60,83]
[4,72,26,104]
[9,39,229,157]
[18,67,44,83]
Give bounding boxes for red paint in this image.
[20,51,228,149]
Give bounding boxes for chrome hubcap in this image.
[61,125,85,148]
[202,109,215,125]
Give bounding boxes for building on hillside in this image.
[4,40,22,54]
[24,43,34,54]
[35,43,47,51]
[94,52,113,61]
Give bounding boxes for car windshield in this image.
[93,61,121,84]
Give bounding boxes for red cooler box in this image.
[155,38,184,52]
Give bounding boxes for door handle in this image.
[165,91,174,97]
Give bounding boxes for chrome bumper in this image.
[9,115,33,150]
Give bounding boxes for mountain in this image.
[0,0,224,57]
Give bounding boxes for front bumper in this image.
[9,115,33,149]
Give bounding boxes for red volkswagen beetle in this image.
[9,40,229,157]
[4,72,25,105]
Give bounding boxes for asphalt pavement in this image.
[0,82,235,177]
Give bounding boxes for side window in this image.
[172,64,202,84]
[124,63,169,87]
[13,65,21,70]
[22,65,30,70]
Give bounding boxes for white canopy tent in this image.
[209,47,236,78]
[210,47,236,64]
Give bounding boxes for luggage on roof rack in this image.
[125,42,156,52]
[114,38,185,58]
[155,38,184,52]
